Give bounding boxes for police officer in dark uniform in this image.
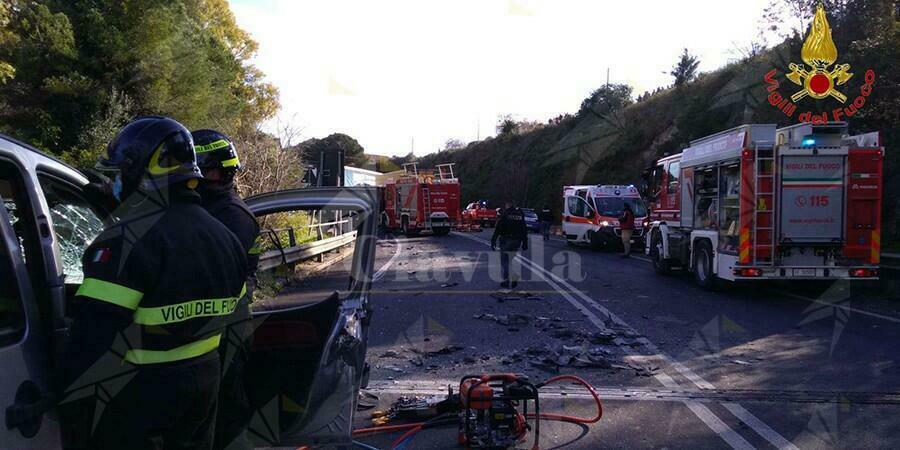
[191,129,260,450]
[491,201,528,289]
[59,117,247,450]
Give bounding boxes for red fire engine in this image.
[382,163,461,236]
[643,122,883,288]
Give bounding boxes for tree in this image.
[0,0,17,84]
[442,138,465,151]
[496,114,519,135]
[0,0,279,164]
[578,83,634,117]
[670,48,700,86]
[295,133,367,167]
[236,127,303,198]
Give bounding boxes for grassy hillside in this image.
[417,37,900,248]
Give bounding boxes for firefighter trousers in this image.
[87,354,221,450]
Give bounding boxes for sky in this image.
[229,0,775,156]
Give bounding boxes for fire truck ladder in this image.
[753,141,776,265]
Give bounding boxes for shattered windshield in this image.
[39,177,105,284]
[593,197,647,217]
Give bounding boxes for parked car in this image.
[0,133,379,448]
[521,208,541,233]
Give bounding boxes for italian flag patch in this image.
[92,248,112,263]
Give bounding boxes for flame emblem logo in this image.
[786,4,853,103]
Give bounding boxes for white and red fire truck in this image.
[643,122,883,288]
[382,163,461,236]
[562,184,649,249]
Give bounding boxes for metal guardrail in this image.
[257,231,357,272]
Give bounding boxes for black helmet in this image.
[98,116,202,197]
[191,129,241,172]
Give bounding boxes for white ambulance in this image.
[562,184,649,249]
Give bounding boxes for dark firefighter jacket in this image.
[199,185,261,278]
[62,186,248,379]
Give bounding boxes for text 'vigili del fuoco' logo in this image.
[763,4,876,124]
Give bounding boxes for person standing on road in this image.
[491,201,528,289]
[191,129,261,450]
[620,202,635,258]
[58,117,248,450]
[539,205,553,241]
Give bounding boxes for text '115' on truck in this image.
[381,163,460,236]
[642,122,883,288]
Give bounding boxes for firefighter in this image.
[490,201,528,288]
[191,129,260,450]
[58,117,247,450]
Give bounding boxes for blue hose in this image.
[352,440,382,450]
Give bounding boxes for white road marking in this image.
[548,234,900,325]
[723,403,801,450]
[373,236,403,282]
[453,231,796,450]
[656,373,755,450]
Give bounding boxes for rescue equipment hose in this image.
[351,374,603,450]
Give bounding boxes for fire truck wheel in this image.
[650,230,671,275]
[693,239,717,289]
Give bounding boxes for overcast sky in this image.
[230,0,773,156]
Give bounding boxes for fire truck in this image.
[643,122,883,288]
[461,201,499,228]
[382,163,460,236]
[562,184,649,249]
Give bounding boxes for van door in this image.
[563,195,595,242]
[242,187,378,447]
[0,161,62,448]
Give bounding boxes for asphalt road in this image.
[341,230,900,449]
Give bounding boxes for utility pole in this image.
[410,137,414,155]
[476,120,480,141]
[606,67,610,86]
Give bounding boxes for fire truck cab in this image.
[644,122,883,288]
[562,184,648,249]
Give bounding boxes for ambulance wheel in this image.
[650,230,672,275]
[588,231,604,250]
[693,240,717,289]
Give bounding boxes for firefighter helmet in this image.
[191,129,242,172]
[98,116,202,198]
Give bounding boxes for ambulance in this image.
[562,184,649,249]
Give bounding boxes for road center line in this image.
[452,232,796,450]
[373,236,403,282]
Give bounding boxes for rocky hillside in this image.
[417,37,900,248]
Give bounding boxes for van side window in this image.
[38,176,105,284]
[667,161,680,194]
[0,216,25,346]
[0,164,28,346]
